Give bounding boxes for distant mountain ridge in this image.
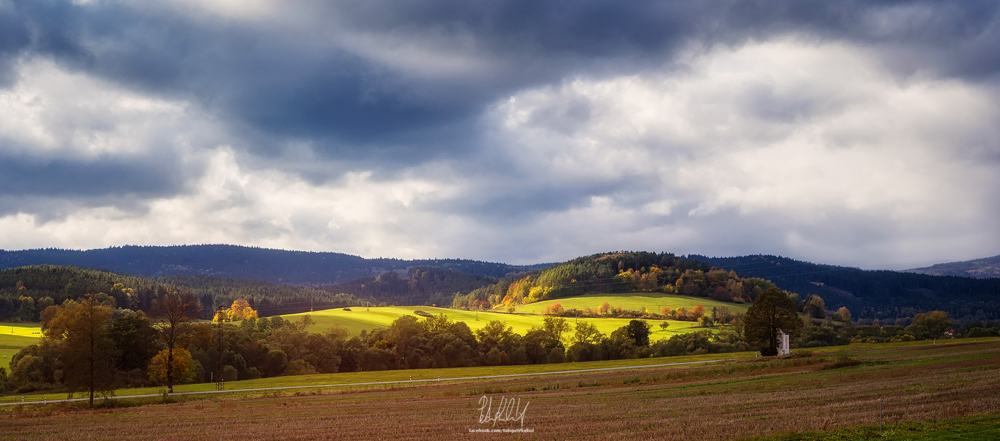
[688,254,1000,323]
[0,245,551,285]
[906,255,1000,279]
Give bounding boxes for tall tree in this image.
[905,311,954,340]
[624,320,652,347]
[60,295,116,407]
[150,287,201,393]
[108,312,159,373]
[803,295,827,319]
[744,288,803,356]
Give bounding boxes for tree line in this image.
[0,266,365,322]
[0,245,548,285]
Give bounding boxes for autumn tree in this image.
[543,302,564,316]
[905,311,953,340]
[59,295,116,407]
[224,299,259,321]
[744,288,803,356]
[598,302,612,316]
[803,295,827,319]
[690,305,706,319]
[150,287,201,393]
[148,348,196,384]
[833,306,852,323]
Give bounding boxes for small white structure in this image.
[777,330,790,356]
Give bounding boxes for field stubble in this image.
[1,340,999,440]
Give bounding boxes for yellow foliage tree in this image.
[148,348,196,384]
[223,299,259,321]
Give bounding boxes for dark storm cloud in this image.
[0,149,189,201]
[0,3,29,87]
[3,0,999,164]
[0,0,997,264]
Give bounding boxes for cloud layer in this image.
[0,0,998,268]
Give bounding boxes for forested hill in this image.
[0,265,364,321]
[452,251,782,310]
[688,255,1000,323]
[0,245,550,285]
[906,254,1000,279]
[323,267,498,307]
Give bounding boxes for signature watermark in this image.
[469,395,534,434]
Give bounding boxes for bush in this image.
[546,347,564,364]
[966,327,1000,338]
[283,359,317,376]
[222,365,238,382]
[797,326,848,348]
[825,351,862,369]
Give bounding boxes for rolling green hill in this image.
[281,305,707,342]
[512,292,750,316]
[452,251,775,318]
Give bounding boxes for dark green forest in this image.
[0,266,364,321]
[689,255,1000,323]
[0,245,550,285]
[321,267,499,306]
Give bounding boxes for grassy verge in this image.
[742,412,1000,440]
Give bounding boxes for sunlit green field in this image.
[281,305,708,341]
[0,323,42,370]
[514,292,750,315]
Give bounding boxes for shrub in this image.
[282,360,317,376]
[222,365,238,382]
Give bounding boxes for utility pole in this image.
[216,306,226,391]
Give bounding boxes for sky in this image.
[0,0,998,269]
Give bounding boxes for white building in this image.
[777,329,790,356]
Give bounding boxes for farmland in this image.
[281,304,708,341]
[0,323,41,370]
[280,292,736,341]
[1,338,998,439]
[513,292,750,315]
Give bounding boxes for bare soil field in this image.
[2,340,998,440]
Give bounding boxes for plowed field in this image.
[2,340,999,440]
